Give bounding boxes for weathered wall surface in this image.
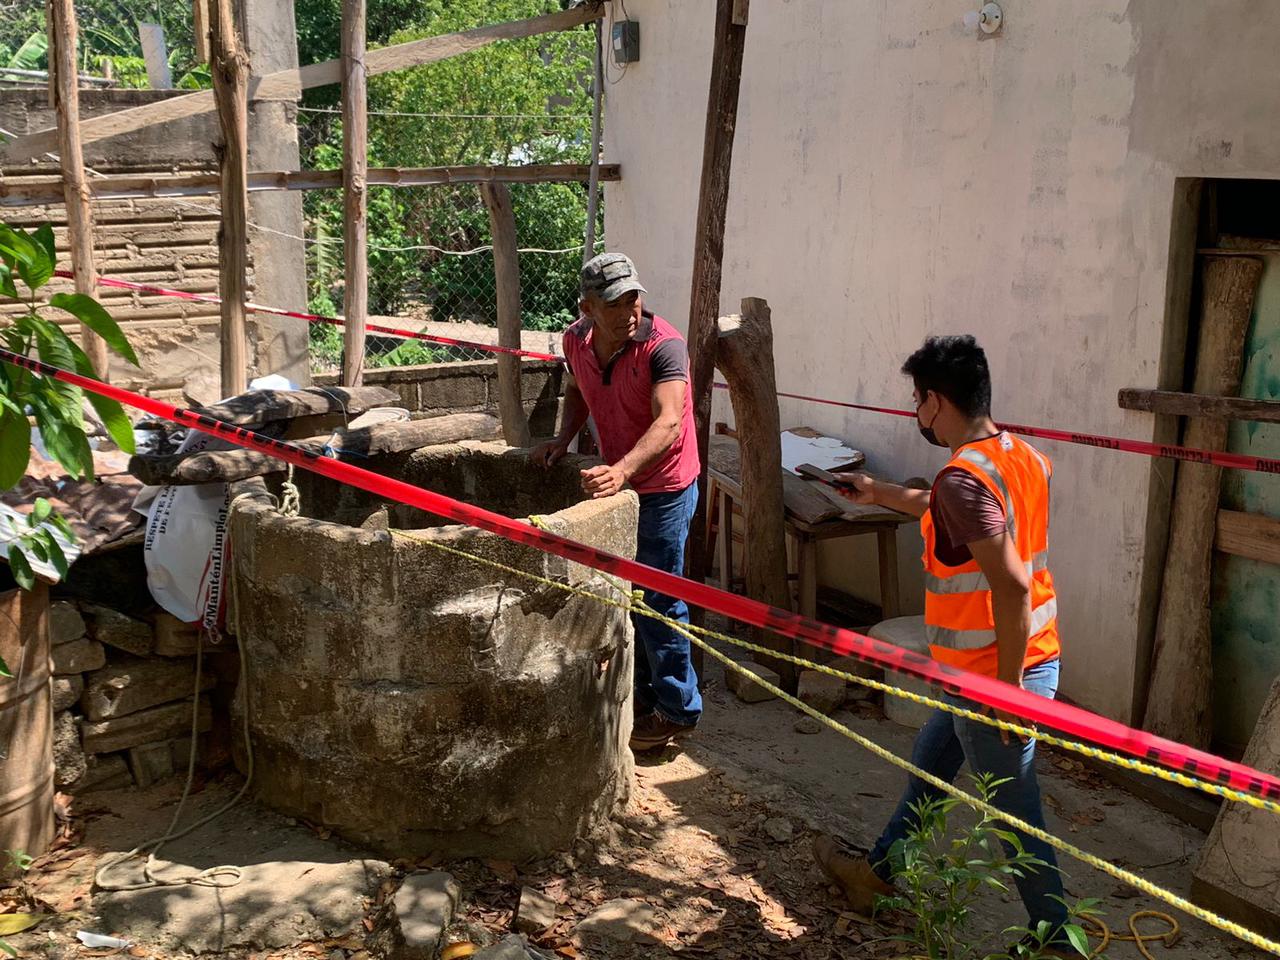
[316,359,565,437]
[0,87,308,402]
[602,0,1280,722]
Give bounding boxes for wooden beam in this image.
[137,385,398,428]
[48,0,110,379]
[716,299,795,692]
[1119,388,1280,425]
[341,0,368,387]
[481,181,532,447]
[1216,509,1280,566]
[1143,256,1263,749]
[1,4,605,162]
[0,164,623,207]
[685,0,749,608]
[582,17,604,264]
[210,0,249,397]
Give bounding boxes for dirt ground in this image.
[3,659,1269,960]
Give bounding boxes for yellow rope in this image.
[390,521,1280,957]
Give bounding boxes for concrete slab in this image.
[93,789,389,954]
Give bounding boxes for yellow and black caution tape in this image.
[390,521,1280,957]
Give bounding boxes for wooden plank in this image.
[582,19,603,264]
[480,181,532,447]
[708,434,843,527]
[1,5,605,162]
[49,0,110,378]
[716,299,795,691]
[685,0,750,603]
[1119,388,1280,425]
[0,164,622,206]
[211,0,249,397]
[1216,509,1280,566]
[193,0,209,63]
[129,413,500,484]
[1143,256,1264,748]
[341,0,368,387]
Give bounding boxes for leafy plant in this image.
[875,775,1100,960]
[0,222,138,608]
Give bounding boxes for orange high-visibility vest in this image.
[920,432,1060,678]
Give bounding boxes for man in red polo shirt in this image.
[531,253,702,751]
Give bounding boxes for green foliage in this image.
[0,222,138,600]
[300,0,596,343]
[876,775,1101,960]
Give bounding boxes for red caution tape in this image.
[6,346,1279,805]
[55,271,563,364]
[716,384,1280,475]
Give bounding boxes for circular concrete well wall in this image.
[229,442,637,859]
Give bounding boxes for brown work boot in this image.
[812,834,894,917]
[630,712,695,752]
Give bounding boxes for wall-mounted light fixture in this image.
[963,2,1003,35]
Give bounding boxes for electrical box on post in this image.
[612,19,640,64]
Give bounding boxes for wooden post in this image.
[716,298,796,691]
[1143,255,1263,748]
[340,0,368,387]
[48,0,110,379]
[684,0,749,603]
[193,0,210,63]
[210,0,249,397]
[481,182,532,447]
[582,17,603,265]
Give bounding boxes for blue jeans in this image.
[870,659,1068,932]
[632,482,703,726]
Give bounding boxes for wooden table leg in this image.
[877,526,901,621]
[705,478,721,584]
[717,488,734,592]
[797,535,818,620]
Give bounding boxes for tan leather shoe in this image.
[812,834,894,917]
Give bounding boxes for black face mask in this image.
[917,397,947,448]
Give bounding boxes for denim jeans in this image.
[869,658,1068,932]
[632,482,703,726]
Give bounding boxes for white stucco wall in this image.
[602,0,1280,722]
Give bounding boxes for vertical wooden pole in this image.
[582,18,604,266]
[716,298,796,692]
[684,0,749,604]
[211,0,249,397]
[1143,255,1263,748]
[193,0,210,64]
[49,0,110,380]
[481,181,532,448]
[340,0,367,387]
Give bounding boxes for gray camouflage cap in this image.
[580,252,647,303]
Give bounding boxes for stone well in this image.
[228,442,637,859]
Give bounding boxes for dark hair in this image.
[901,336,992,418]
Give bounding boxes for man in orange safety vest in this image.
[812,336,1074,958]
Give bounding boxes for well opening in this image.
[232,442,638,860]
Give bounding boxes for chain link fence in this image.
[302,181,596,375]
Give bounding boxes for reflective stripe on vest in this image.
[923,551,1049,596]
[927,596,1058,650]
[957,448,1018,541]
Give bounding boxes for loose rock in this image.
[515,886,556,935]
[71,753,133,792]
[128,740,175,788]
[51,674,84,712]
[81,657,213,722]
[794,716,823,735]
[50,601,86,645]
[81,698,211,755]
[52,710,87,788]
[374,871,460,960]
[473,935,555,959]
[724,662,781,704]
[153,613,200,657]
[51,638,105,676]
[798,669,846,715]
[576,898,662,944]
[763,816,794,843]
[84,604,154,656]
